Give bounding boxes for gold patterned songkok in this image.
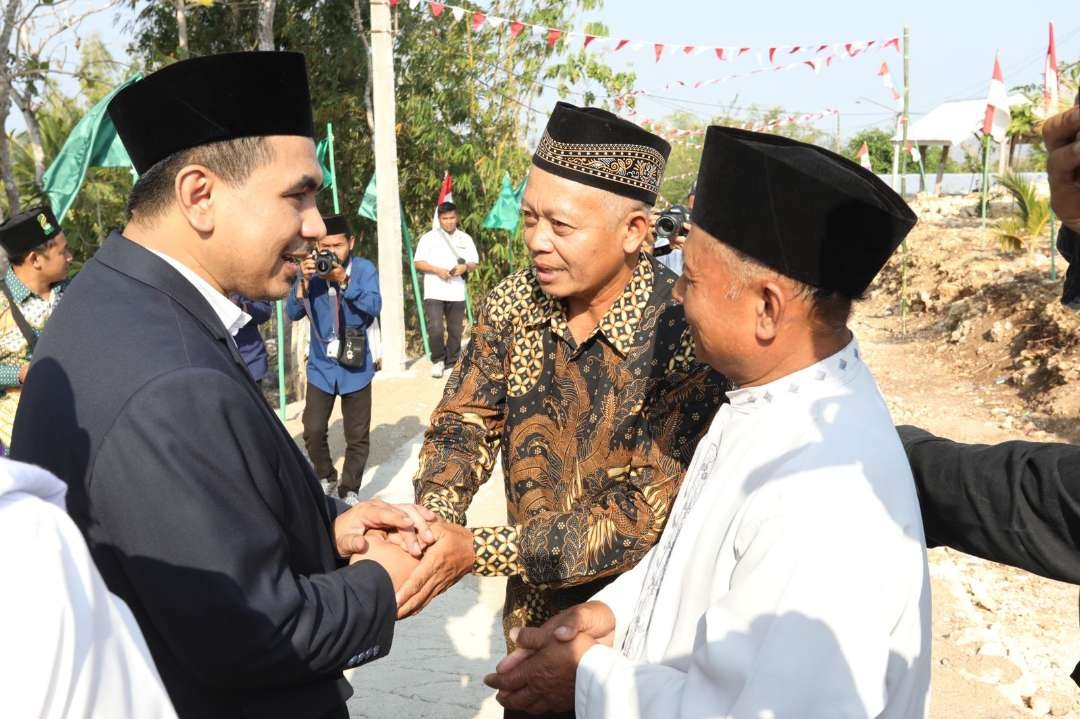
[531,101,670,206]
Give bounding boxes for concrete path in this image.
[282,367,507,718]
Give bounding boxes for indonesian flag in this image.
[433,170,453,230]
[1043,21,1060,115]
[856,142,872,170]
[904,141,921,164]
[982,53,1010,144]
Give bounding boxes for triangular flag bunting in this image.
[509,20,525,38]
[428,2,444,17]
[654,43,665,62]
[547,28,561,48]
[471,11,485,30]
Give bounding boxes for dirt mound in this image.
[866,193,1080,441]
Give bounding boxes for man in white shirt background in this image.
[413,201,479,379]
[485,127,932,719]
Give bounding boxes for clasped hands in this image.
[333,499,475,618]
[482,601,616,714]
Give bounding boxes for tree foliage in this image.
[8,35,133,270]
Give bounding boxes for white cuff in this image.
[575,643,622,719]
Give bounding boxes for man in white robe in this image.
[0,457,176,718]
[486,126,932,718]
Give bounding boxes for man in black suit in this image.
[11,52,429,719]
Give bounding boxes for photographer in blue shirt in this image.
[287,214,381,504]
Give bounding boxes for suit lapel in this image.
[95,232,250,377]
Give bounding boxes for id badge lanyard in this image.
[301,286,341,359]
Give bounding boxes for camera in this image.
[653,204,691,256]
[656,205,691,241]
[310,248,337,276]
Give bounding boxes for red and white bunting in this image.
[403,1,897,63]
[903,141,921,163]
[612,40,887,103]
[642,108,840,143]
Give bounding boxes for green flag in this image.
[315,137,334,190]
[482,173,526,232]
[358,174,378,221]
[42,74,142,221]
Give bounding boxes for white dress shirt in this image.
[576,338,932,719]
[149,249,251,338]
[413,228,478,302]
[0,458,177,718]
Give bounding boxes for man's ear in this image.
[621,211,651,255]
[756,279,787,342]
[174,164,217,235]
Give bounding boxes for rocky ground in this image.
[289,194,1080,716]
[862,192,1079,718]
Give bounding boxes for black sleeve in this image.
[899,425,1080,584]
[91,368,396,689]
[1057,225,1080,308]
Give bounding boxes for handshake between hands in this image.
[333,499,475,619]
[332,499,617,712]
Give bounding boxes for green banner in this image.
[42,75,142,221]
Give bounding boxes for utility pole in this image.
[370,0,407,373]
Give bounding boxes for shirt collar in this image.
[725,337,863,413]
[527,254,654,358]
[148,249,251,337]
[4,268,35,304]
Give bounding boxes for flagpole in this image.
[980,133,991,223]
[1050,212,1058,281]
[400,211,431,358]
[327,122,341,214]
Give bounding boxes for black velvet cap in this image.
[692,126,917,297]
[109,52,315,174]
[0,205,61,255]
[532,101,670,205]
[323,214,349,237]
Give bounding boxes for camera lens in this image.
[656,216,677,236]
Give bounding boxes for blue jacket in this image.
[232,298,273,381]
[286,256,381,395]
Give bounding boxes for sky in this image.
[15,0,1080,144]
[572,0,1080,139]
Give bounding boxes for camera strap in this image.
[0,279,38,355]
[438,229,465,264]
[301,286,340,347]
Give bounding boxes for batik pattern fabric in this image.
[414,254,728,644]
[0,269,66,449]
